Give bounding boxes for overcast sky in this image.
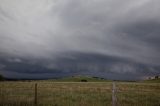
[0,0,160,80]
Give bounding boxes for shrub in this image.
[81,79,87,82]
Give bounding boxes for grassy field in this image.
[0,79,160,106]
[116,82,160,106]
[0,82,112,106]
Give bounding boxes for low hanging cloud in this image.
[0,0,160,80]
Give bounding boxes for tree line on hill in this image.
[148,75,159,80]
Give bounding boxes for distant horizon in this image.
[2,74,158,81]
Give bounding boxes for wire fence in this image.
[0,82,112,106]
[116,83,160,106]
[0,82,160,106]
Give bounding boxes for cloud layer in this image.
[0,0,160,80]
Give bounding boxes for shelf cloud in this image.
[0,0,160,80]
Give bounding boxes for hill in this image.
[143,78,160,83]
[47,76,110,82]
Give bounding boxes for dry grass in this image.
[0,81,160,106]
[0,82,112,106]
[116,82,160,106]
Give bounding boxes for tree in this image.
[0,74,4,81]
[155,76,159,79]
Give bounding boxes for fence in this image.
[0,82,112,106]
[0,82,160,106]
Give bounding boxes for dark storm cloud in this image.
[0,0,160,80]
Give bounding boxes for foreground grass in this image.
[116,82,160,106]
[0,81,160,106]
[0,82,112,106]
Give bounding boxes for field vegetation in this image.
[116,82,160,106]
[0,76,160,106]
[0,82,112,106]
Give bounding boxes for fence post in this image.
[112,82,117,106]
[35,83,38,106]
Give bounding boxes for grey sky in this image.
[0,0,160,80]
